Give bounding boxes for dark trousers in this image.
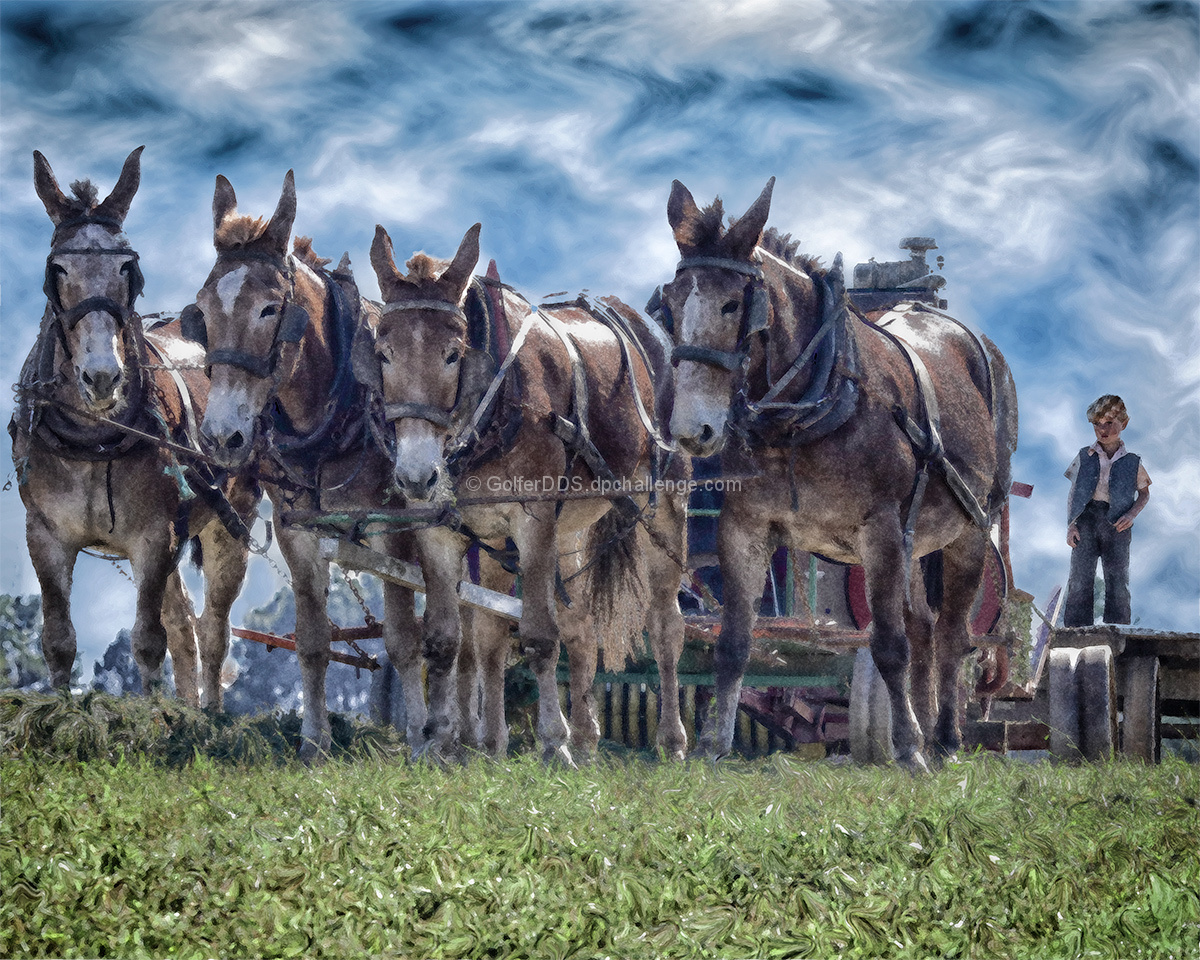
[1065,500,1132,627]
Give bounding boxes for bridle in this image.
[375,298,471,431]
[659,255,769,372]
[653,247,858,448]
[43,214,144,352]
[180,250,309,379]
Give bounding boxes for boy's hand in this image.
[1067,524,1080,548]
[1114,512,1135,533]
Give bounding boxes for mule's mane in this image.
[69,179,100,210]
[214,213,269,250]
[403,252,450,282]
[292,236,331,270]
[685,200,825,278]
[760,227,824,279]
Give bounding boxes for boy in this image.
[1064,395,1151,627]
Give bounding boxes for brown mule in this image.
[10,147,255,706]
[189,171,422,760]
[368,223,689,763]
[658,178,1018,769]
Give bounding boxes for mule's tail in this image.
[583,508,647,672]
[982,333,1018,523]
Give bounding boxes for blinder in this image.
[180,303,207,348]
[277,303,310,344]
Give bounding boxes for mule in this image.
[10,146,254,706]
[658,178,1017,770]
[189,170,422,760]
[368,223,689,762]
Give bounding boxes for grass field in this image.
[2,691,1198,959]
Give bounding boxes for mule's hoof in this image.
[413,739,462,767]
[686,745,731,764]
[543,744,576,768]
[896,749,931,775]
[298,738,331,766]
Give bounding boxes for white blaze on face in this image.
[670,276,730,449]
[216,265,249,315]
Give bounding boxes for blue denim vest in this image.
[1068,446,1141,525]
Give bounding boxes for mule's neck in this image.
[273,261,337,435]
[747,255,826,403]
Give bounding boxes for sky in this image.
[1,0,1197,678]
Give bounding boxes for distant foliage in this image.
[90,629,142,696]
[0,594,51,691]
[225,573,387,718]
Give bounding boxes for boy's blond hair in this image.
[1087,394,1129,425]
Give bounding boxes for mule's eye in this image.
[445,348,462,366]
[260,305,278,319]
[721,300,740,316]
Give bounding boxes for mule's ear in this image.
[441,223,481,302]
[213,175,238,234]
[667,180,703,249]
[263,170,296,253]
[370,224,402,288]
[33,150,74,225]
[94,145,144,225]
[723,176,775,260]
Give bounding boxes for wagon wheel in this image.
[1048,648,1081,761]
[1077,645,1117,761]
[849,648,893,764]
[1120,656,1160,763]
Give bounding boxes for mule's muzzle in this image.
[394,461,443,504]
[677,424,724,458]
[78,363,124,408]
[199,420,256,470]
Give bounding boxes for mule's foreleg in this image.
[701,508,771,758]
[195,524,250,710]
[161,570,200,706]
[276,526,332,762]
[514,507,571,765]
[25,513,78,689]
[860,512,928,772]
[931,531,988,759]
[415,532,466,761]
[128,532,179,698]
[560,587,601,762]
[903,564,937,753]
[645,498,688,760]
[381,534,427,751]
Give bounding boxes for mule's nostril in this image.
[424,468,440,492]
[226,432,245,451]
[82,371,94,386]
[698,424,715,444]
